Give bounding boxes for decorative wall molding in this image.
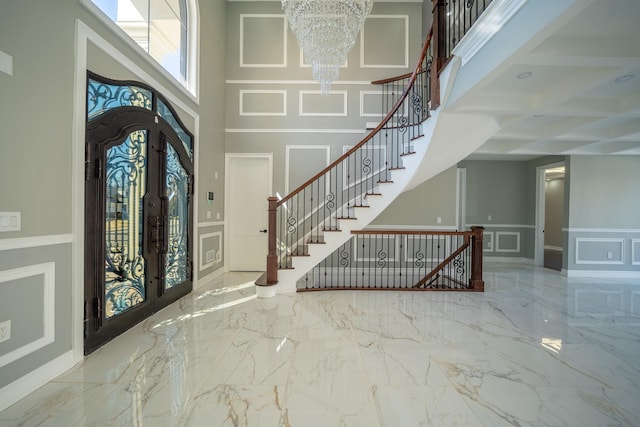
[285,145,331,194]
[198,221,225,228]
[239,90,287,116]
[0,234,73,251]
[0,263,56,369]
[563,228,640,233]
[299,90,348,117]
[360,90,382,117]
[239,14,287,68]
[495,231,521,253]
[360,15,409,68]
[632,239,640,266]
[575,238,625,265]
[199,232,223,272]
[483,231,494,252]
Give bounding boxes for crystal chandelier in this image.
[282,0,374,94]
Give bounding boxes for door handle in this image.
[259,229,268,233]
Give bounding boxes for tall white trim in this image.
[456,168,466,231]
[632,239,640,266]
[0,234,73,251]
[0,263,56,368]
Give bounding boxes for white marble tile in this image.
[374,385,484,427]
[2,268,640,426]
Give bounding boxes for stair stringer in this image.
[275,109,441,294]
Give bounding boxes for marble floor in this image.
[1,263,639,426]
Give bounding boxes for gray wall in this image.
[0,0,227,399]
[566,155,640,272]
[371,166,458,227]
[224,1,424,198]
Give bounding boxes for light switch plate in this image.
[0,212,20,232]
[0,51,13,76]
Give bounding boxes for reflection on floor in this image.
[1,264,640,426]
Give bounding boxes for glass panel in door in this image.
[104,130,148,318]
[165,142,189,289]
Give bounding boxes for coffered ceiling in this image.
[447,0,640,160]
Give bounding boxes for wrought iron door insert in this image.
[84,72,194,354]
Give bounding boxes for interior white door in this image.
[226,154,272,271]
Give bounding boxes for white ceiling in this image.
[448,0,640,160]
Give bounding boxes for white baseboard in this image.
[485,257,534,264]
[196,267,225,289]
[0,350,75,412]
[564,269,640,279]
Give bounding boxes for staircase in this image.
[256,0,572,296]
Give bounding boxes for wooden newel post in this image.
[430,0,447,109]
[266,196,278,285]
[470,226,485,292]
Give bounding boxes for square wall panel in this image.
[240,15,287,67]
[361,15,409,68]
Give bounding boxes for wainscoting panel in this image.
[496,231,521,253]
[0,263,55,368]
[632,239,640,265]
[483,231,494,252]
[199,231,223,272]
[575,238,625,265]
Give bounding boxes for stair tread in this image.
[377,180,394,184]
[337,217,357,220]
[400,151,416,157]
[388,167,406,171]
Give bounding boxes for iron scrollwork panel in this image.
[164,143,190,290]
[104,130,148,318]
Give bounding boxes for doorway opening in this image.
[535,163,565,271]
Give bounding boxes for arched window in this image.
[88,0,194,91]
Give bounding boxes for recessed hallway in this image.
[1,264,639,426]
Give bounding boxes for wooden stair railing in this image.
[298,227,484,292]
[260,25,435,289]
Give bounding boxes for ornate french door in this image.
[84,73,194,354]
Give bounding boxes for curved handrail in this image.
[277,24,434,207]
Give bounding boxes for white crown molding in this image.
[563,228,640,233]
[226,128,366,134]
[226,80,372,85]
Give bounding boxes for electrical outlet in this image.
[607,251,613,259]
[436,216,442,224]
[0,320,11,343]
[207,211,212,219]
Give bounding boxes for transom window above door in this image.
[88,0,192,91]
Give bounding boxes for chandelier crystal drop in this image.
[282,0,374,94]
